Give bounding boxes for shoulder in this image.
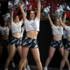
[35,17,40,22]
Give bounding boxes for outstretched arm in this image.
[47,14,54,26]
[10,9,13,24]
[63,13,66,24]
[19,3,27,20]
[36,0,41,19]
[59,13,67,27]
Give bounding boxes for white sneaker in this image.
[24,68,27,70]
[44,66,48,70]
[12,62,16,68]
[4,68,8,70]
[27,65,31,70]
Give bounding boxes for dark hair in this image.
[27,9,36,19]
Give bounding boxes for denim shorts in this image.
[9,37,22,47]
[22,37,38,48]
[63,39,70,50]
[50,40,63,48]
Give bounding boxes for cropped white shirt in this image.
[52,25,63,35]
[24,18,40,32]
[11,20,23,34]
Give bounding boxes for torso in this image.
[52,25,63,41]
[24,18,40,39]
[0,26,9,40]
[11,20,24,38]
[26,31,38,39]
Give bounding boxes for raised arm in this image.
[63,13,67,24]
[36,0,41,19]
[59,15,67,27]
[47,14,54,26]
[10,9,13,24]
[19,3,27,20]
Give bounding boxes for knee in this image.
[35,58,42,65]
[21,55,27,61]
[48,55,53,60]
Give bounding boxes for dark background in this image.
[0,0,70,69]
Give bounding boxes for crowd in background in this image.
[0,0,70,70]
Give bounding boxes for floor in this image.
[0,65,68,70]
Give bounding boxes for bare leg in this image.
[18,46,29,70]
[60,49,70,70]
[17,46,22,58]
[59,47,64,70]
[31,48,43,70]
[5,45,16,70]
[59,47,64,57]
[64,49,70,70]
[45,47,56,67]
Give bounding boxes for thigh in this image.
[64,49,69,58]
[17,46,22,58]
[48,47,56,57]
[22,46,29,58]
[59,47,64,56]
[8,44,16,56]
[31,48,41,61]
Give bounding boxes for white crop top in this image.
[0,26,9,36]
[24,18,40,31]
[11,20,23,33]
[64,26,70,36]
[52,25,63,35]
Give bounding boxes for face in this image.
[14,16,19,22]
[30,11,35,20]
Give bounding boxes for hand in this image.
[19,1,24,7]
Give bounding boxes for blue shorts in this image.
[9,37,22,47]
[63,39,70,50]
[0,39,9,46]
[22,37,38,48]
[63,39,67,47]
[50,40,63,48]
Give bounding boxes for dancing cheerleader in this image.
[0,16,9,66]
[44,14,64,70]
[5,7,24,70]
[18,0,42,70]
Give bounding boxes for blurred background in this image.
[0,0,70,70]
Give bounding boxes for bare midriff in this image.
[26,31,39,39]
[12,32,22,39]
[53,35,62,41]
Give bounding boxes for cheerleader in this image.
[18,0,42,70]
[4,8,24,70]
[59,14,70,70]
[44,14,64,70]
[0,16,9,65]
